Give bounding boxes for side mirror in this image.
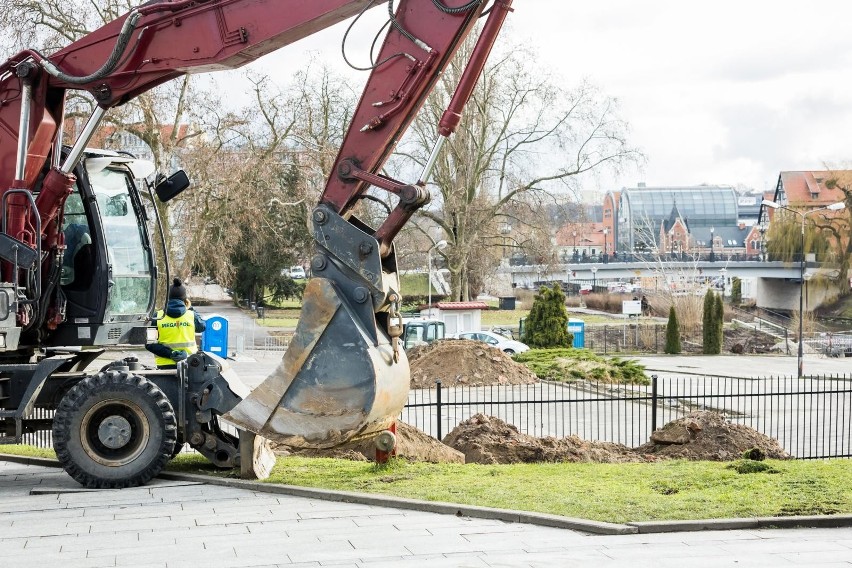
[155,170,191,202]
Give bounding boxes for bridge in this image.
[504,260,843,311]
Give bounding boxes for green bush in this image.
[714,293,724,353]
[702,289,716,354]
[731,277,742,304]
[665,307,681,354]
[523,285,570,348]
[513,348,648,385]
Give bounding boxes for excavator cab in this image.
[42,150,158,348]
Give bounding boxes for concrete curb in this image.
[158,471,635,535]
[4,453,852,535]
[628,514,852,533]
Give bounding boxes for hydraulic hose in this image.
[431,0,484,14]
[37,11,142,85]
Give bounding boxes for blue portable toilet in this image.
[201,314,229,356]
[568,318,585,348]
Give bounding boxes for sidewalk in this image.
[3,458,852,567]
[628,354,852,379]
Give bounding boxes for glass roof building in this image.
[614,185,739,252]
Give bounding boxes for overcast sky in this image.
[226,0,852,196]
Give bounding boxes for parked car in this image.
[288,265,307,279]
[578,284,593,295]
[453,330,530,354]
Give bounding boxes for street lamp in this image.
[761,199,846,378]
[603,227,609,263]
[572,230,577,256]
[709,227,715,262]
[427,240,448,316]
[590,265,598,292]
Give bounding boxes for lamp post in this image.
[761,199,846,378]
[603,227,609,263]
[591,266,598,292]
[572,230,577,256]
[427,239,448,316]
[709,226,715,262]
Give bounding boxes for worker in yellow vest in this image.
[145,278,206,368]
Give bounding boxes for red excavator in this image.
[0,0,513,487]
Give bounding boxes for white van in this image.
[288,266,306,279]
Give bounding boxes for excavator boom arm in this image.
[0,0,514,455]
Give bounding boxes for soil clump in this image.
[442,411,791,464]
[407,339,539,389]
[274,421,464,463]
[443,414,647,464]
[636,411,791,460]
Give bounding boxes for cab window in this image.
[60,188,93,289]
[88,167,153,316]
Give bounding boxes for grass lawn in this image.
[3,445,850,523]
[481,309,529,327]
[255,307,302,328]
[166,455,852,523]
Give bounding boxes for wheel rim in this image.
[80,399,150,467]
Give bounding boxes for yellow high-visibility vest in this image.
[154,309,197,367]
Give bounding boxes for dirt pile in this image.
[275,421,464,463]
[407,339,539,389]
[442,414,646,464]
[441,411,791,464]
[636,411,791,460]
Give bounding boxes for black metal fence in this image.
[18,374,852,461]
[401,373,852,460]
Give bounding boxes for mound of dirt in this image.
[275,421,464,463]
[442,414,647,464]
[408,339,539,389]
[637,411,791,461]
[441,411,791,464]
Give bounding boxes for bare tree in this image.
[395,39,642,300]
[175,64,357,288]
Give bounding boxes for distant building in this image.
[759,171,849,226]
[612,184,739,253]
[555,222,609,261]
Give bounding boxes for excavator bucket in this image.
[223,277,410,448]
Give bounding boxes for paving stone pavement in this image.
[3,461,852,567]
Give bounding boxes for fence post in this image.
[604,325,608,354]
[651,374,658,433]
[436,379,442,441]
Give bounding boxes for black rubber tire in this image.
[503,349,515,355]
[53,371,177,489]
[171,433,185,459]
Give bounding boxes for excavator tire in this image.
[53,370,177,489]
